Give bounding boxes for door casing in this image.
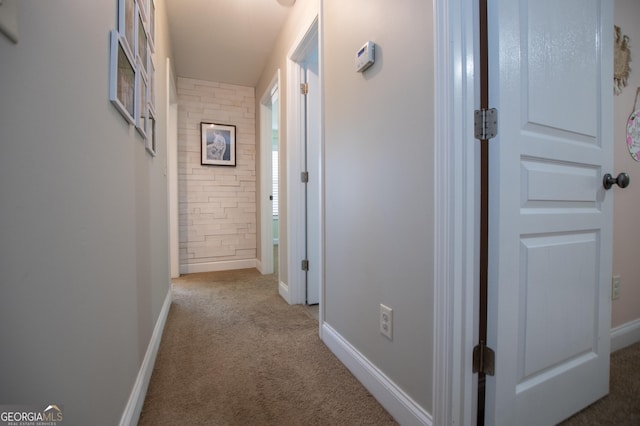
[284,14,323,313]
[166,58,180,279]
[259,71,280,276]
[432,0,480,424]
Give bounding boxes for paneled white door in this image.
[305,42,320,306]
[486,0,614,424]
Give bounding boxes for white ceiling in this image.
[165,0,294,87]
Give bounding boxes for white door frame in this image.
[285,14,322,309]
[258,71,281,275]
[432,0,479,424]
[166,58,180,279]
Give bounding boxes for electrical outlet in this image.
[612,275,621,300]
[380,304,393,340]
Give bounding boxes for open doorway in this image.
[286,16,320,307]
[259,71,281,277]
[271,87,280,273]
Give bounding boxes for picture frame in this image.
[201,122,237,166]
[117,0,136,59]
[136,5,148,77]
[136,59,148,138]
[148,51,156,114]
[148,0,156,52]
[146,107,157,156]
[109,29,136,125]
[136,0,148,26]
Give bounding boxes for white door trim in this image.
[258,70,280,276]
[432,0,479,424]
[166,58,180,279]
[286,13,320,306]
[317,6,325,329]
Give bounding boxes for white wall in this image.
[323,0,435,413]
[0,0,172,424]
[256,0,435,417]
[177,77,257,274]
[255,0,320,288]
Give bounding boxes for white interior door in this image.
[286,17,319,306]
[304,43,320,305]
[486,0,613,424]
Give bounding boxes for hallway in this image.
[138,269,396,425]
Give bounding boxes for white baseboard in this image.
[321,323,432,426]
[180,259,256,274]
[611,319,640,352]
[119,289,172,426]
[278,280,290,304]
[256,259,267,275]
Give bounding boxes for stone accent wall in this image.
[177,77,256,273]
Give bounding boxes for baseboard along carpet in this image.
[138,269,397,426]
[138,267,640,425]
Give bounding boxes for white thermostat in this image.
[355,41,375,73]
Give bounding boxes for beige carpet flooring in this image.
[139,268,640,425]
[138,269,397,426]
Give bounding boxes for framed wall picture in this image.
[136,62,148,137]
[0,0,19,44]
[201,122,237,166]
[146,108,157,156]
[117,0,135,59]
[136,6,148,77]
[109,29,136,125]
[148,50,156,114]
[148,0,156,52]
[136,0,148,25]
